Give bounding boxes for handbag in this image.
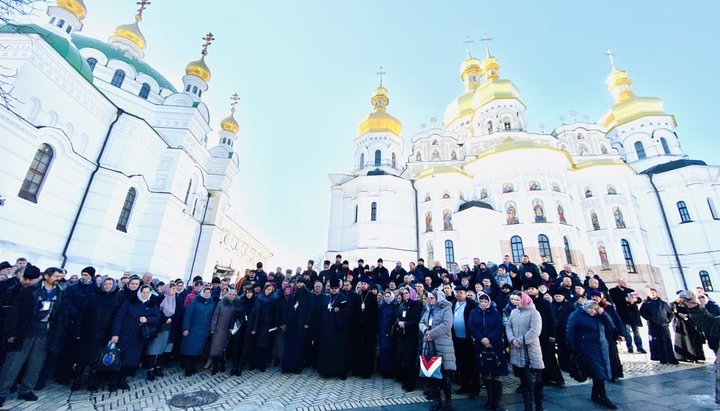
[96,342,122,372]
[478,347,503,375]
[138,323,158,342]
[419,339,443,379]
[568,351,588,382]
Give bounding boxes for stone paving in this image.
[0,348,714,411]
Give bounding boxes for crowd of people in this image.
[0,254,717,411]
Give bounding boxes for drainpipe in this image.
[188,192,212,283]
[61,108,123,268]
[410,180,420,261]
[648,173,687,290]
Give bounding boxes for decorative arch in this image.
[529,180,542,191]
[613,207,626,228]
[502,182,514,193]
[590,209,600,230]
[510,236,524,263]
[443,209,453,230]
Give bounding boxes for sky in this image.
[29,0,720,268]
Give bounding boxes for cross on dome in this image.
[376,66,387,87]
[480,33,493,58]
[230,93,240,113]
[135,0,151,21]
[463,36,474,58]
[606,48,617,70]
[201,32,215,56]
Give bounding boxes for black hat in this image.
[358,275,372,284]
[501,283,514,291]
[23,264,41,280]
[174,278,184,283]
[342,260,349,265]
[522,282,538,291]
[308,259,314,265]
[211,277,221,284]
[358,259,364,264]
[329,278,341,288]
[81,266,96,276]
[454,285,468,292]
[193,275,203,282]
[377,258,383,263]
[256,262,263,269]
[295,276,306,284]
[0,261,12,271]
[551,288,568,297]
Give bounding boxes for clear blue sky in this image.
[37,1,720,268]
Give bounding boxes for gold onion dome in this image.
[56,0,87,20]
[482,55,500,80]
[460,56,482,80]
[357,86,401,136]
[186,56,211,82]
[220,110,239,134]
[113,15,146,50]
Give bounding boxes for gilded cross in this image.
[230,93,240,113]
[201,32,215,56]
[376,66,387,87]
[135,0,151,20]
[463,36,474,58]
[480,33,493,57]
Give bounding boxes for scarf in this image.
[137,285,152,303]
[159,285,176,317]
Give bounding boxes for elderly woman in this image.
[419,290,456,411]
[248,282,281,372]
[209,288,241,375]
[469,294,508,411]
[145,283,178,381]
[396,286,422,392]
[505,291,544,411]
[111,284,160,391]
[180,286,216,376]
[566,300,618,409]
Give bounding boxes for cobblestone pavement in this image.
[0,348,714,411]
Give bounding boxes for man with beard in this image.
[329,254,345,281]
[429,261,448,288]
[0,267,65,406]
[499,255,518,277]
[302,260,318,285]
[350,276,379,378]
[609,278,646,354]
[415,259,431,284]
[318,278,350,379]
[391,261,407,287]
[539,256,558,281]
[524,283,564,387]
[317,260,331,286]
[353,259,366,279]
[254,262,268,288]
[373,259,391,290]
[281,277,312,373]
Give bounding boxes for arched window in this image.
[503,120,511,130]
[538,234,552,262]
[111,69,125,88]
[221,137,226,144]
[66,25,72,34]
[354,204,358,223]
[192,86,198,94]
[445,240,455,266]
[86,57,97,72]
[184,179,193,205]
[18,143,54,202]
[370,202,377,221]
[708,198,719,220]
[677,201,691,222]
[116,188,137,232]
[57,18,65,28]
[392,153,397,168]
[185,84,192,92]
[139,83,151,99]
[700,270,714,292]
[198,90,202,97]
[620,239,636,273]
[359,153,365,169]
[416,152,422,161]
[563,236,573,264]
[487,121,493,134]
[660,137,670,155]
[191,197,198,216]
[374,149,381,166]
[510,236,524,264]
[634,141,646,160]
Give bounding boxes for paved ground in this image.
[0,349,716,410]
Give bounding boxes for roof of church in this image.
[0,23,94,82]
[72,33,176,92]
[458,200,494,212]
[641,159,707,175]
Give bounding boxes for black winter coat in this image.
[79,286,120,364]
[4,282,65,351]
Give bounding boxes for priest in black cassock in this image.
[281,276,312,373]
[318,278,351,379]
[351,275,379,378]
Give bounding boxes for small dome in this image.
[460,56,482,80]
[220,113,239,134]
[357,86,401,135]
[112,17,146,50]
[186,56,211,82]
[57,0,87,19]
[458,200,495,212]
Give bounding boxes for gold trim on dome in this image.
[57,0,87,20]
[444,79,523,129]
[113,20,145,50]
[357,86,401,136]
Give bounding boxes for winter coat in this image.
[180,294,216,356]
[63,281,97,338]
[209,297,241,356]
[608,286,642,327]
[248,292,281,348]
[566,308,613,381]
[468,304,508,377]
[640,297,673,327]
[505,302,544,369]
[395,299,422,371]
[4,282,66,351]
[378,300,397,351]
[419,297,456,371]
[111,295,160,367]
[79,286,120,364]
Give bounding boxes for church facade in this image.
[327,46,719,298]
[0,1,271,281]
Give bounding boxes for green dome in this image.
[0,23,93,82]
[71,33,176,92]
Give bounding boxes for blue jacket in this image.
[468,304,508,377]
[566,308,613,380]
[180,294,216,356]
[112,296,160,366]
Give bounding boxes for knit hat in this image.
[588,290,603,299]
[81,266,96,276]
[22,264,41,280]
[0,261,12,271]
[358,275,373,285]
[329,278,341,288]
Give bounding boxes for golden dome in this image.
[56,0,87,20]
[460,57,482,81]
[112,16,146,50]
[185,56,211,82]
[357,86,401,136]
[220,112,239,134]
[482,55,500,80]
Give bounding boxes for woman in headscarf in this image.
[116,275,141,306]
[419,289,456,411]
[145,282,177,381]
[566,300,618,409]
[396,286,422,391]
[209,288,241,375]
[110,284,160,391]
[469,293,508,411]
[505,291,544,411]
[229,287,255,375]
[247,282,281,372]
[377,290,398,377]
[78,276,120,391]
[180,286,216,376]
